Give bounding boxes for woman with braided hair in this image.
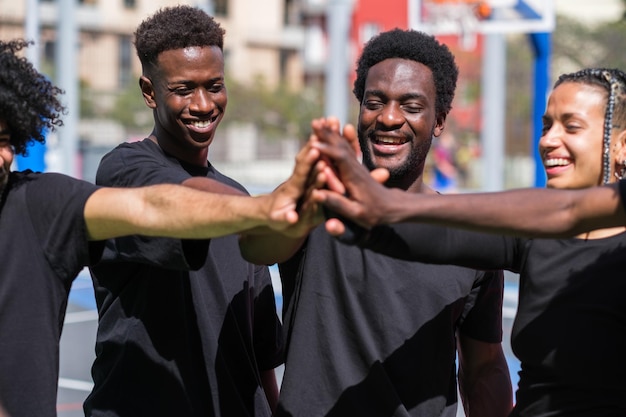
[312,67,626,416]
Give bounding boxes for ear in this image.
[611,129,626,179]
[433,113,447,138]
[139,76,157,109]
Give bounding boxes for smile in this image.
[188,119,212,129]
[543,158,570,168]
[372,135,408,145]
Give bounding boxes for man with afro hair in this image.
[0,38,320,417]
[242,29,513,417]
[86,5,288,417]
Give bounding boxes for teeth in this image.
[376,137,404,145]
[191,120,211,129]
[544,158,570,168]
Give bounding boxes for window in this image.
[214,0,228,17]
[118,35,133,88]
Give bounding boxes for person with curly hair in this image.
[85,5,299,417]
[313,68,626,416]
[0,38,320,417]
[241,29,512,417]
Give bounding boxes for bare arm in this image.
[238,117,358,265]
[260,369,279,413]
[310,123,626,238]
[84,142,321,241]
[457,335,513,417]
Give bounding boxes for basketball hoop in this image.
[420,0,492,50]
[413,0,555,41]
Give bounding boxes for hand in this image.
[260,139,325,235]
[309,121,393,235]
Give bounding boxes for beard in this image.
[359,129,433,187]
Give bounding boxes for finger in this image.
[326,116,341,132]
[325,217,346,236]
[342,123,362,161]
[291,142,320,190]
[370,168,390,184]
[323,165,346,195]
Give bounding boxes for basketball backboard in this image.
[409,0,555,36]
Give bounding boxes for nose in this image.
[377,102,404,128]
[189,88,214,114]
[538,123,562,152]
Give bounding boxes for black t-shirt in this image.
[275,225,504,417]
[85,139,283,417]
[362,223,626,416]
[0,171,101,417]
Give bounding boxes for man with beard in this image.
[241,29,512,417]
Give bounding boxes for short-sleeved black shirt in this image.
[0,171,101,417]
[275,225,504,417]
[361,222,626,416]
[85,139,283,417]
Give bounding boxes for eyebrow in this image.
[365,89,427,101]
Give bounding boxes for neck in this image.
[148,134,209,167]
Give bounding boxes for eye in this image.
[402,103,423,113]
[564,124,582,133]
[174,87,193,95]
[363,100,383,110]
[209,83,225,94]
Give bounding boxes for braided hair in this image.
[0,39,65,156]
[554,68,626,184]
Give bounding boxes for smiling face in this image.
[539,82,624,189]
[0,120,13,192]
[358,58,444,191]
[141,46,227,166]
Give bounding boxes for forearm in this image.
[458,339,513,417]
[386,185,626,238]
[260,369,279,412]
[239,232,307,265]
[85,185,275,240]
[458,357,513,417]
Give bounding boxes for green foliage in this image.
[109,84,153,132]
[223,75,324,142]
[552,14,626,73]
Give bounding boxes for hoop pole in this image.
[530,32,551,188]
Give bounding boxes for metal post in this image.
[56,0,79,177]
[530,32,551,188]
[481,33,506,191]
[325,0,353,127]
[25,0,40,69]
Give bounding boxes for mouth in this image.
[185,114,220,133]
[368,132,410,155]
[370,133,409,146]
[543,157,571,169]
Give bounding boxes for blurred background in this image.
[2,0,625,415]
[3,0,625,192]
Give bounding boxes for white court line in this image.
[64,310,98,324]
[58,377,94,392]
